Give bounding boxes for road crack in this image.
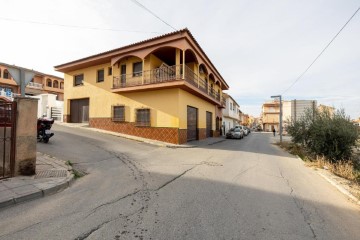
[153,166,196,191]
[74,219,113,240]
[278,168,317,239]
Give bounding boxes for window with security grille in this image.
[136,109,150,127]
[112,106,125,122]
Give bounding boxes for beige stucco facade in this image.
[57,29,228,144]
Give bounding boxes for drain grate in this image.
[35,170,68,179]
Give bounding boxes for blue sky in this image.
[1,0,359,118]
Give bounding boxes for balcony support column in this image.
[142,59,145,84]
[197,65,200,87]
[182,50,185,80]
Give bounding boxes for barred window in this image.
[136,109,150,127]
[112,106,125,122]
[74,74,84,86]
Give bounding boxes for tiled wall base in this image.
[179,129,188,144]
[90,118,180,144]
[198,128,206,140]
[213,130,220,137]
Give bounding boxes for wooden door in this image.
[187,106,197,141]
[206,111,212,138]
[121,65,126,87]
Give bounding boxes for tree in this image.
[286,108,359,161]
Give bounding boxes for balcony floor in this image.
[112,79,221,106]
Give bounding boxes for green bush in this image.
[286,108,359,161]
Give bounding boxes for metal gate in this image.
[0,102,17,179]
[187,106,197,141]
[206,111,212,138]
[70,98,89,123]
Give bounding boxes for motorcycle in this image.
[37,117,54,143]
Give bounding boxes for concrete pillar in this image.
[182,50,185,79]
[142,59,145,84]
[197,65,200,87]
[176,49,181,78]
[14,97,38,176]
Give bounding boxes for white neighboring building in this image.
[222,93,241,134]
[30,94,64,121]
[283,100,317,123]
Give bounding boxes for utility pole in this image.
[271,95,282,143]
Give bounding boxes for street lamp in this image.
[270,95,282,143]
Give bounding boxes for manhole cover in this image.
[35,170,68,179]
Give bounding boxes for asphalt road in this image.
[0,124,359,240]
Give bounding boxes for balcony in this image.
[27,82,43,89]
[112,64,221,105]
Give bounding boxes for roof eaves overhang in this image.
[54,28,229,89]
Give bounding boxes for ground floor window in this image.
[112,105,125,122]
[136,108,150,127]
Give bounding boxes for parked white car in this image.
[226,127,244,139]
[235,125,248,136]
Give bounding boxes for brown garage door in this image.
[70,98,89,123]
[206,111,212,138]
[187,106,197,141]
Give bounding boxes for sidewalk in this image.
[55,122,227,148]
[0,152,74,209]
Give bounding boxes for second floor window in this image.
[133,62,142,77]
[136,108,150,127]
[97,69,104,82]
[3,70,9,79]
[74,74,84,86]
[47,79,52,87]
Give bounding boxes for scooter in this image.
[37,117,54,143]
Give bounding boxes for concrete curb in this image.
[316,171,360,206]
[0,161,75,210]
[0,174,74,209]
[294,155,360,206]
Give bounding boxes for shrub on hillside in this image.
[286,108,359,161]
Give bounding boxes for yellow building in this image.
[0,63,64,100]
[318,104,335,116]
[261,101,280,132]
[55,29,229,144]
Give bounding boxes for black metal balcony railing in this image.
[113,64,221,103]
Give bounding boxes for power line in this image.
[0,17,164,34]
[282,5,360,95]
[130,0,177,31]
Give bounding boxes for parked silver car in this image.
[226,127,244,139]
[235,125,248,136]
